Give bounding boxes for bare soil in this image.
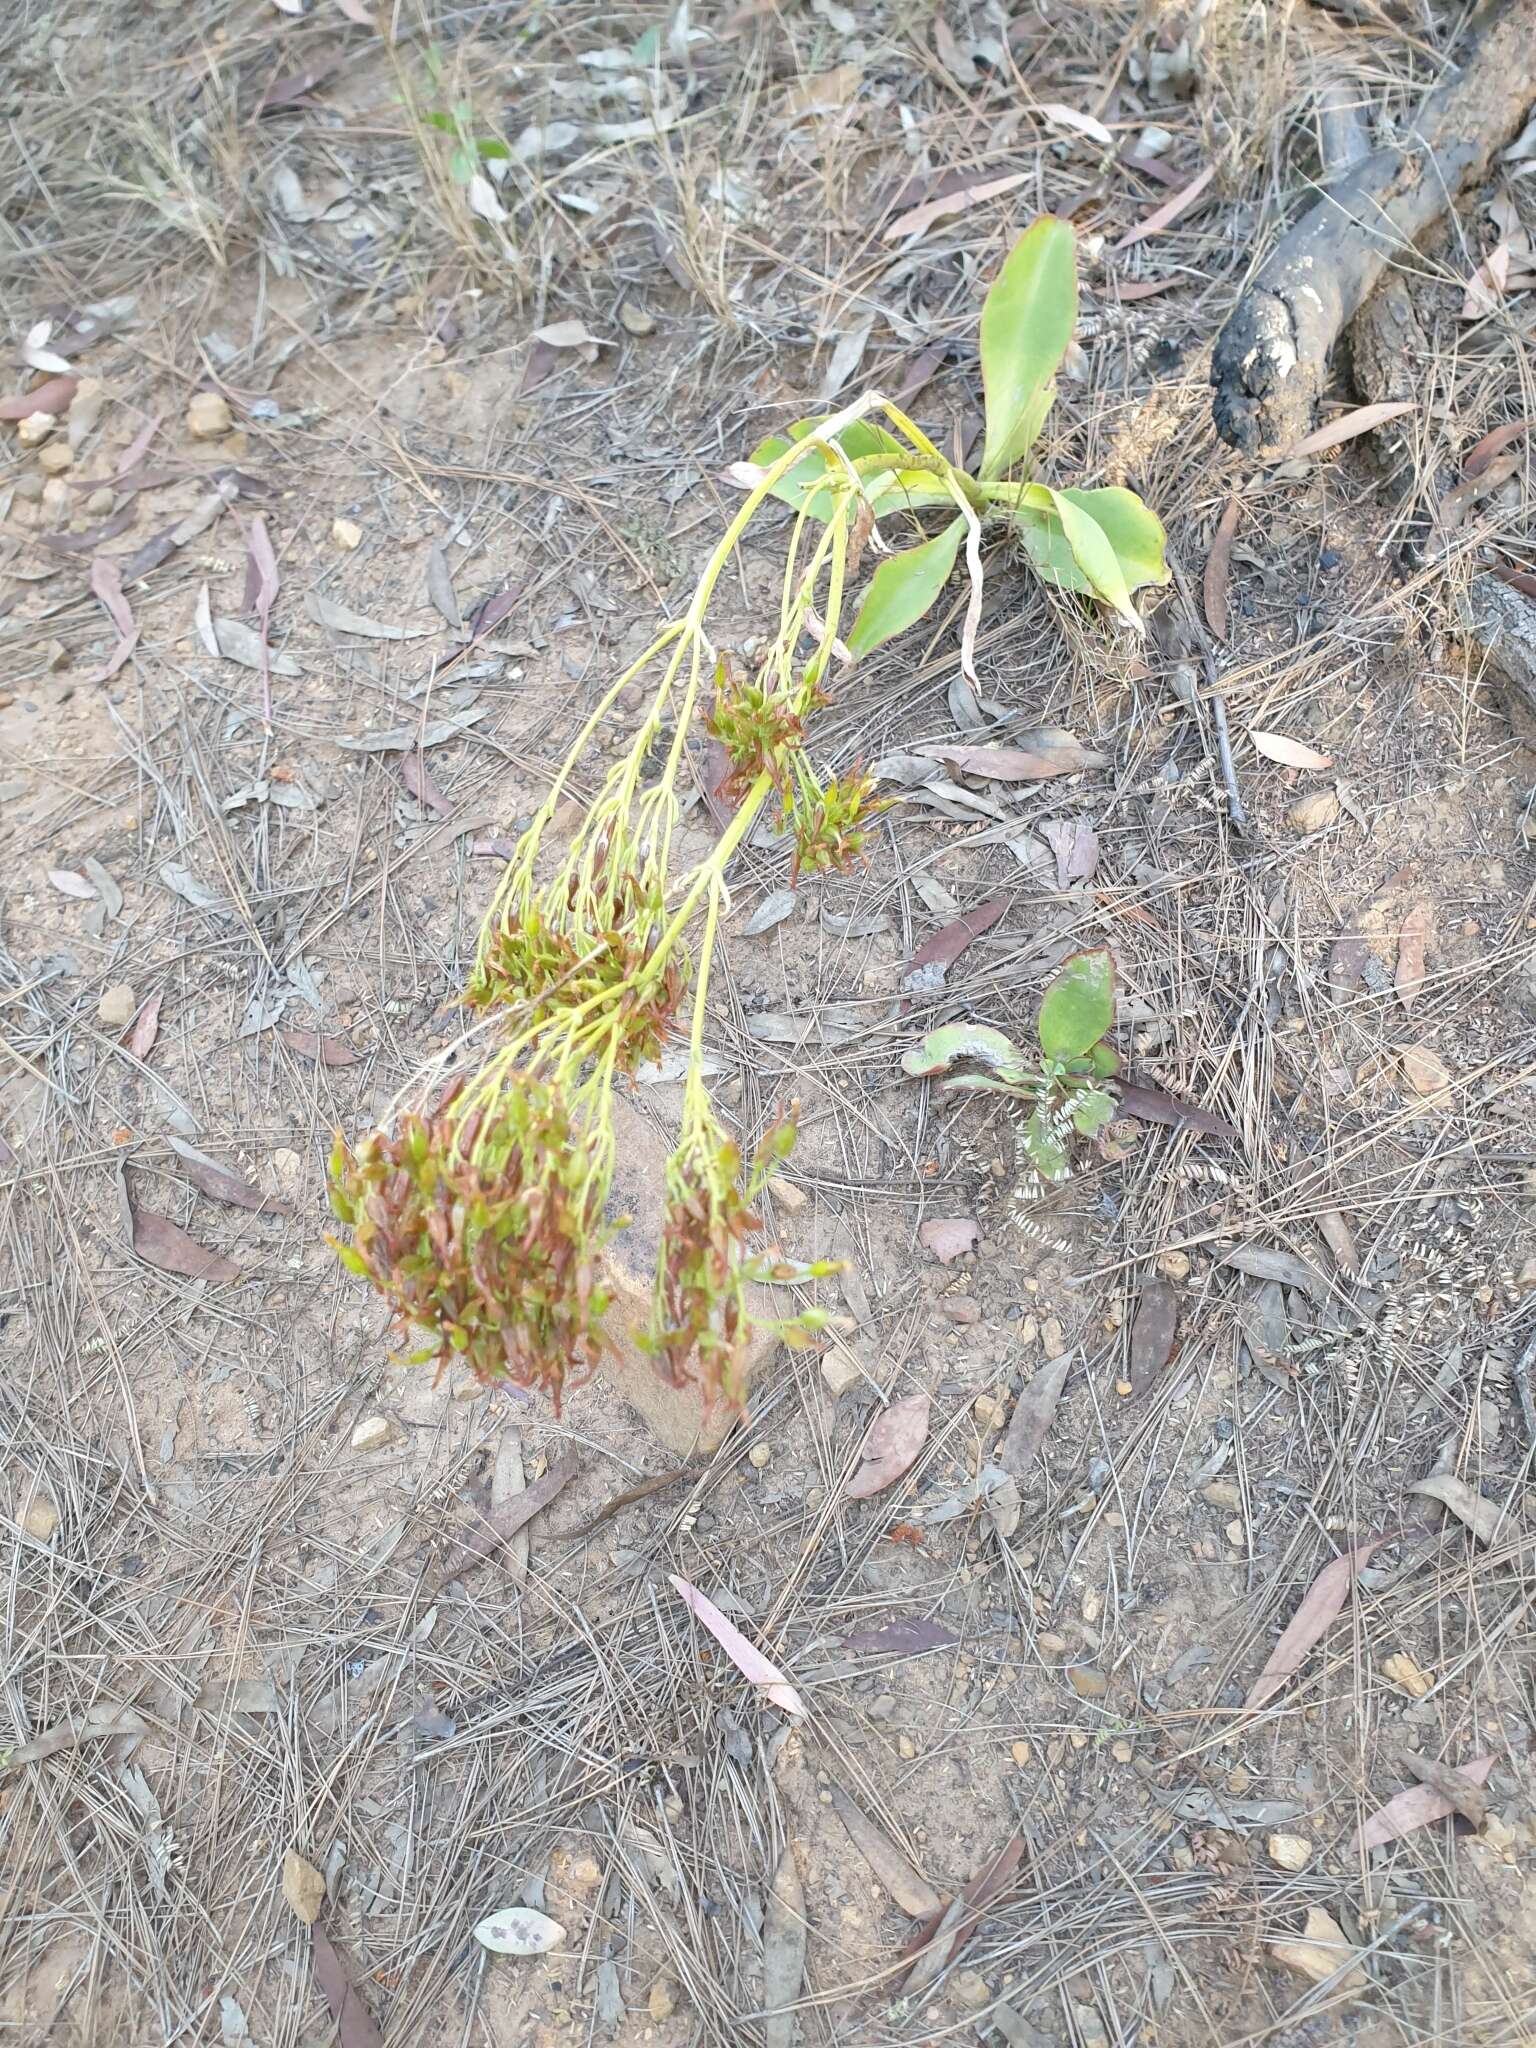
[3,5,1535,2047]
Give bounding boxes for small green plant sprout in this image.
[329,221,1162,1418]
[902,951,1119,1184]
[408,43,516,230]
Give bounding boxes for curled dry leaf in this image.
[1287,402,1414,459]
[846,1392,930,1499]
[1115,163,1214,250]
[0,373,77,420]
[829,1786,943,1918]
[89,557,139,682]
[1269,1907,1369,1996]
[1204,497,1241,641]
[1245,1537,1383,1710]
[1250,729,1332,771]
[669,1575,804,1716]
[901,1833,1025,1994]
[918,1217,978,1264]
[1395,903,1430,1012]
[1353,1754,1495,1852]
[1436,449,1522,529]
[1407,1471,1514,1546]
[1464,418,1528,476]
[883,170,1027,243]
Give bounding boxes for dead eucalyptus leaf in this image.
[762,1844,806,2048]
[846,1392,930,1499]
[1251,729,1332,771]
[999,1354,1070,1476]
[306,591,433,640]
[828,1786,943,1917]
[1353,1754,1495,1851]
[1406,1471,1513,1545]
[1246,1537,1383,1709]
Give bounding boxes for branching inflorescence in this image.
[328,219,1168,1415]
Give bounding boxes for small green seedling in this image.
[902,950,1119,1183]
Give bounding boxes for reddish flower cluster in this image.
[327,1077,617,1406]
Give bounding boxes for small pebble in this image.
[349,1414,399,1452]
[1224,1518,1246,1549]
[1156,1249,1190,1282]
[332,516,363,551]
[1381,1650,1432,1698]
[1110,1738,1134,1762]
[618,300,656,336]
[1202,1480,1241,1510]
[647,1979,675,2023]
[41,638,68,671]
[97,983,136,1030]
[765,1172,806,1212]
[21,1495,59,1542]
[17,410,56,447]
[1067,1664,1108,1699]
[897,1733,916,1760]
[38,439,73,474]
[85,487,116,516]
[1011,1740,1032,1766]
[1288,788,1340,833]
[187,391,233,439]
[748,1442,771,1469]
[939,1296,980,1325]
[1267,1833,1313,1872]
[948,1969,991,2013]
[1041,1316,1067,1359]
[973,1392,1005,1429]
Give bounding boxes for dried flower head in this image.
[328,1074,618,1407]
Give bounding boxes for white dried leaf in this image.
[466,174,508,224]
[473,1907,567,1956]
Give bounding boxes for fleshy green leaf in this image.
[1012,487,1168,604]
[1042,488,1142,629]
[1021,1103,1070,1181]
[847,517,965,659]
[978,217,1077,480]
[901,1021,1027,1078]
[748,418,952,522]
[1037,949,1114,1061]
[1088,1039,1120,1077]
[1069,1085,1115,1137]
[938,1073,1030,1096]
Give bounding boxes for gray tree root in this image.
[1210,0,1536,456]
